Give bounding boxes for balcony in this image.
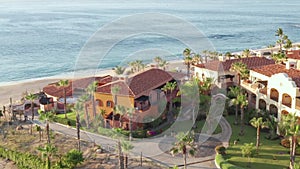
[270,88,279,102]
[282,93,292,108]
[259,87,267,95]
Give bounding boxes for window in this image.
[106,101,113,108]
[96,99,103,107]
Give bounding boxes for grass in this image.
[225,115,291,169]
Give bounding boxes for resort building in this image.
[41,75,112,112]
[241,63,300,121]
[192,57,275,89]
[95,68,185,129]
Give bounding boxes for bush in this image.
[215,154,244,169]
[62,149,84,168]
[215,145,226,155]
[54,116,76,127]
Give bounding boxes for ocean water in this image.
[0,0,300,84]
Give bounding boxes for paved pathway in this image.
[32,116,232,169]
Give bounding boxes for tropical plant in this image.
[229,62,249,85]
[86,81,98,118]
[284,39,293,50]
[79,94,90,129]
[202,50,209,63]
[170,132,196,169]
[241,143,255,167]
[72,102,83,151]
[37,143,57,169]
[63,149,84,168]
[272,52,287,64]
[183,48,193,78]
[121,140,134,169]
[112,85,120,128]
[153,56,163,67]
[279,113,300,169]
[25,93,37,121]
[192,53,202,64]
[225,52,232,60]
[250,117,268,150]
[228,86,242,125]
[162,81,177,116]
[114,66,126,75]
[267,44,275,55]
[230,93,248,135]
[39,110,55,144]
[36,125,43,141]
[56,80,69,119]
[242,49,251,58]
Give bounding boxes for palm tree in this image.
[267,44,275,55]
[38,143,57,169]
[284,39,293,50]
[225,52,232,60]
[86,81,98,118]
[56,80,69,119]
[229,86,242,125]
[114,66,126,75]
[279,113,300,169]
[159,60,168,70]
[72,102,83,151]
[242,49,251,58]
[25,93,37,121]
[271,53,287,64]
[202,50,209,63]
[171,132,196,169]
[39,110,55,144]
[79,94,90,129]
[229,62,249,85]
[121,140,134,169]
[153,56,162,67]
[162,81,177,122]
[115,105,126,128]
[275,28,284,52]
[237,93,248,135]
[183,48,193,78]
[192,53,202,65]
[198,77,213,95]
[112,85,120,128]
[250,117,268,151]
[25,93,37,135]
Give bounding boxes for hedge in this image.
[0,146,46,169]
[53,116,76,127]
[215,154,244,169]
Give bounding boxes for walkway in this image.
[32,116,232,169]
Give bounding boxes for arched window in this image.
[106,101,114,108]
[96,99,103,107]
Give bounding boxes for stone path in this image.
[32,116,232,169]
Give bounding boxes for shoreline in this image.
[0,59,185,106]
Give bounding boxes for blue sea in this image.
[0,0,300,84]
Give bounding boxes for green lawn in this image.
[56,112,76,120]
[225,115,292,169]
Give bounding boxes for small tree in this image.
[39,110,55,144]
[121,140,134,169]
[38,143,57,169]
[229,86,242,125]
[63,149,84,168]
[250,117,268,151]
[171,132,196,169]
[241,143,255,167]
[56,80,69,119]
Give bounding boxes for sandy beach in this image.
[0,60,185,106]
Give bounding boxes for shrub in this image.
[54,116,76,127]
[215,145,226,155]
[62,149,84,168]
[215,154,244,169]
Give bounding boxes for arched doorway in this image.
[259,99,266,110]
[282,93,292,108]
[269,104,278,118]
[270,88,279,102]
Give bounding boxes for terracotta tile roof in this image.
[97,68,174,98]
[96,80,135,97]
[194,57,275,72]
[252,64,300,87]
[287,50,300,60]
[43,75,112,98]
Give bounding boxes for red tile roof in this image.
[287,50,300,60]
[194,57,275,72]
[97,68,174,98]
[252,64,300,87]
[43,75,112,98]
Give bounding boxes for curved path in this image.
[32,116,232,169]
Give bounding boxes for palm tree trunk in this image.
[47,156,51,169]
[187,63,190,79]
[63,88,67,119]
[46,122,50,144]
[256,127,260,150]
[125,154,128,169]
[290,136,296,169]
[76,113,80,151]
[85,103,89,129]
[92,95,96,118]
[118,140,124,169]
[184,153,187,169]
[234,105,238,125]
[240,107,244,136]
[31,102,34,120]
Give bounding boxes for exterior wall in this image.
[94,92,134,116]
[243,72,300,122]
[194,67,219,81]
